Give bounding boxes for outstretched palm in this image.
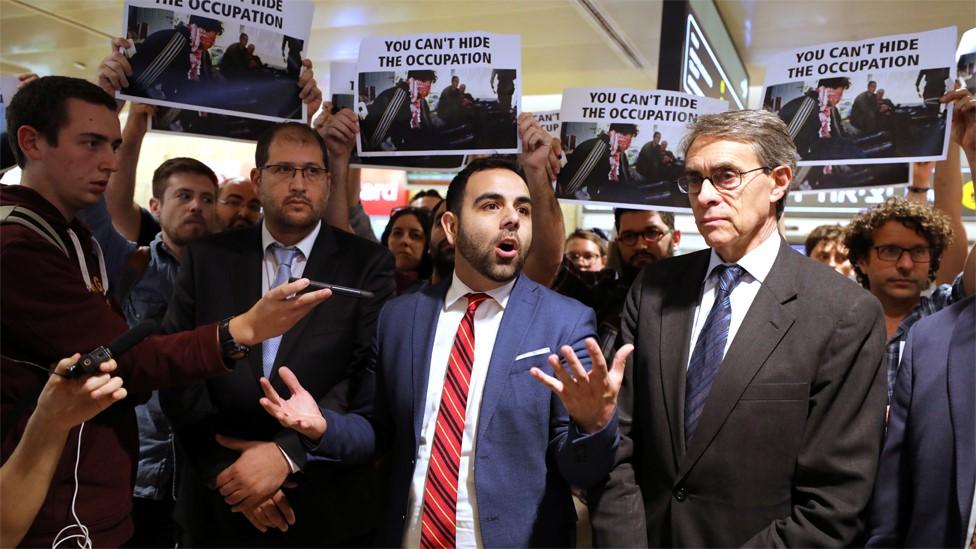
[530,338,633,434]
[259,367,327,440]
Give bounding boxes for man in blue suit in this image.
[259,156,632,547]
[866,294,976,547]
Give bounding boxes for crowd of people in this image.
[0,33,974,549]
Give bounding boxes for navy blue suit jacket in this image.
[318,273,620,547]
[866,295,976,547]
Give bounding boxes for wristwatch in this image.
[907,186,929,194]
[218,316,250,361]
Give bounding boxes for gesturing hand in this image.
[259,367,327,441]
[530,338,633,434]
[215,436,290,512]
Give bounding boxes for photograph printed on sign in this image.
[556,88,727,211]
[150,106,275,143]
[790,162,910,193]
[764,69,950,164]
[761,26,956,167]
[355,33,521,157]
[329,61,465,170]
[118,0,313,122]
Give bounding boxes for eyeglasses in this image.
[566,251,603,262]
[217,197,261,213]
[617,228,669,246]
[676,166,771,194]
[260,164,328,181]
[873,245,931,263]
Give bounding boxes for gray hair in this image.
[680,109,797,218]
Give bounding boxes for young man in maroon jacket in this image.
[0,76,329,547]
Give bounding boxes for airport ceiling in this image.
[1,0,973,101]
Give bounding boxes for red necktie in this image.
[420,293,490,548]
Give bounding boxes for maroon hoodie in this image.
[1,184,229,547]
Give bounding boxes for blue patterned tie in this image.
[684,264,745,445]
[262,245,299,377]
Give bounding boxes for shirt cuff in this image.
[278,444,301,473]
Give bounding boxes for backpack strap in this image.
[0,204,69,257]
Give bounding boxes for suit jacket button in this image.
[673,487,687,502]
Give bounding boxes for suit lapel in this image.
[476,274,538,443]
[659,250,710,462]
[947,297,976,535]
[413,281,447,445]
[677,242,798,480]
[272,225,338,375]
[232,225,265,380]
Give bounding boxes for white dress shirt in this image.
[686,231,781,370]
[260,220,321,292]
[260,220,322,472]
[403,272,516,549]
[966,481,976,549]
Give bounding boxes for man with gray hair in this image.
[591,109,887,546]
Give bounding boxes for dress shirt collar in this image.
[704,230,781,284]
[260,220,321,260]
[444,271,516,312]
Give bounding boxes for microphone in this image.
[64,320,159,379]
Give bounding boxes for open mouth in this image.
[495,237,519,259]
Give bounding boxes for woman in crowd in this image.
[381,206,433,294]
[564,229,609,273]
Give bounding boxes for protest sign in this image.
[535,110,561,138]
[556,88,726,211]
[790,162,910,193]
[119,0,314,122]
[958,28,975,95]
[356,32,520,157]
[763,26,956,166]
[329,61,465,171]
[150,106,274,142]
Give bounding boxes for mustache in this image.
[283,193,312,205]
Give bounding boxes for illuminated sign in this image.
[681,14,746,110]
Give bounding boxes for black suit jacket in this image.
[160,223,395,547]
[594,240,887,547]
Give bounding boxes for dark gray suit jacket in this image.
[594,240,888,547]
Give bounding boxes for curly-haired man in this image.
[845,197,974,399]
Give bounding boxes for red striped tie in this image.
[420,292,490,549]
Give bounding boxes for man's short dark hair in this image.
[613,208,674,231]
[255,122,329,169]
[804,224,845,256]
[408,70,437,83]
[818,77,851,90]
[413,189,443,200]
[151,157,218,200]
[609,123,639,135]
[445,156,525,219]
[5,76,118,168]
[844,197,953,289]
[240,33,248,41]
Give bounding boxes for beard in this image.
[262,191,322,232]
[456,228,526,283]
[429,239,455,279]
